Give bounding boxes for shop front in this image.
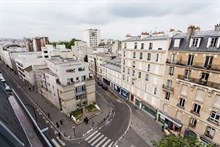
[141,101,157,119]
[135,97,141,108]
[114,84,121,93]
[158,111,182,134]
[103,78,110,86]
[120,88,130,100]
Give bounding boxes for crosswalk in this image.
[85,130,114,147]
[51,136,66,147]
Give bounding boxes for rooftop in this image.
[103,57,121,73]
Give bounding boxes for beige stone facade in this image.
[161,25,220,146]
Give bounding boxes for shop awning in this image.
[158,111,182,128]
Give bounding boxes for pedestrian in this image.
[162,125,164,132]
[69,113,72,120]
[48,113,50,119]
[56,122,59,128]
[60,119,63,125]
[58,132,61,139]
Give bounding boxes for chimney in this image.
[140,32,149,39]
[187,25,195,40]
[214,23,220,31]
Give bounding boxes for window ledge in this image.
[207,118,219,126]
[190,110,200,117]
[177,104,185,110]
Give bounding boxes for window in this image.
[128,68,130,74]
[169,67,174,76]
[165,91,170,100]
[132,61,135,67]
[200,73,209,83]
[156,54,159,62]
[187,55,194,65]
[147,53,151,61]
[192,103,201,115]
[132,78,135,85]
[123,51,126,57]
[147,64,150,72]
[149,43,153,50]
[167,80,172,88]
[133,52,136,58]
[205,126,215,139]
[210,37,218,47]
[123,67,125,72]
[191,38,199,47]
[204,56,213,68]
[141,43,144,49]
[154,87,157,95]
[123,60,125,65]
[134,42,137,49]
[145,74,149,81]
[178,98,185,108]
[132,70,135,76]
[189,117,197,127]
[208,111,220,124]
[127,76,129,83]
[174,39,180,48]
[171,54,176,63]
[140,52,143,59]
[124,43,127,49]
[123,75,125,80]
[138,72,141,78]
[184,70,191,79]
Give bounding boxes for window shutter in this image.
[195,89,205,101]
[207,38,211,48]
[197,38,201,48]
[217,37,220,48]
[189,38,193,47]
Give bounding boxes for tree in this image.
[153,135,212,147]
[84,55,88,62]
[48,38,80,49]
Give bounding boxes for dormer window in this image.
[190,38,201,48]
[210,37,218,47]
[174,39,180,48]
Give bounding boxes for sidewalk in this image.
[107,86,164,146]
[3,65,111,140]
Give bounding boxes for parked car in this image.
[102,84,108,90]
[97,81,103,86]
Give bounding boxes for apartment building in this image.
[71,41,93,61]
[102,57,123,95]
[121,31,174,118]
[88,53,115,79]
[161,24,220,146]
[82,29,101,48]
[39,57,96,114]
[25,37,49,52]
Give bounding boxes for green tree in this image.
[48,38,80,49]
[84,55,88,62]
[153,135,212,147]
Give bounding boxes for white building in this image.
[39,57,96,114]
[71,41,93,61]
[82,29,101,48]
[121,31,177,118]
[88,53,116,79]
[102,57,122,93]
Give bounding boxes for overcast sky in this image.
[1,0,219,41]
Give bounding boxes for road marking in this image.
[85,130,98,141]
[51,138,60,147]
[108,141,113,147]
[39,112,42,115]
[50,125,53,129]
[46,120,49,123]
[54,130,58,134]
[56,136,66,146]
[101,139,111,147]
[91,134,104,146]
[95,136,107,147]
[88,132,101,143]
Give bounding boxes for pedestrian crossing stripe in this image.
[51,137,66,147]
[85,131,114,147]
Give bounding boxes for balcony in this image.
[162,84,174,92]
[178,75,220,90]
[166,59,220,72]
[75,90,86,96]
